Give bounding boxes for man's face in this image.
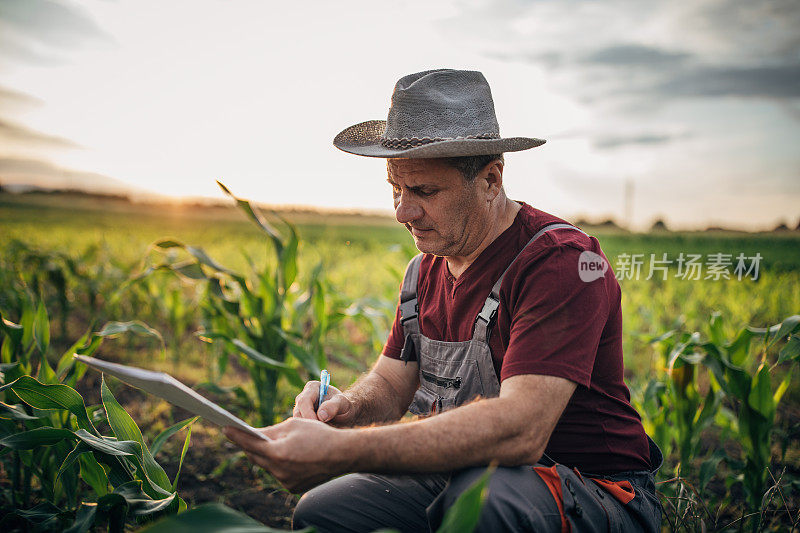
[387,158,488,257]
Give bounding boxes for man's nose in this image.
[394,192,423,224]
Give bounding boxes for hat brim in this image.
[333,120,545,158]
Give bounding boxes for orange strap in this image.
[533,465,569,533]
[590,478,636,504]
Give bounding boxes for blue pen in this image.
[317,369,330,411]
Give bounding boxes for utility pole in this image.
[624,178,634,230]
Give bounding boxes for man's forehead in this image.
[386,158,456,184]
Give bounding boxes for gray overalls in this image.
[293,223,664,532]
[398,223,580,415]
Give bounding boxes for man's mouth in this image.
[406,224,433,236]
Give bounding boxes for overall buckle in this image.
[400,298,419,324]
[477,296,500,326]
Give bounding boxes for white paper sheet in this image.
[74,355,269,441]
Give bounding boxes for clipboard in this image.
[74,354,269,441]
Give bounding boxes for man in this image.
[224,69,663,532]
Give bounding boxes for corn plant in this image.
[0,298,192,532]
[0,240,132,342]
[136,182,343,426]
[652,312,800,521]
[646,325,723,476]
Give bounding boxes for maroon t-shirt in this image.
[383,202,651,474]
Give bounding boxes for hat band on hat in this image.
[380,132,500,150]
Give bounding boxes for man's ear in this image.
[481,159,504,200]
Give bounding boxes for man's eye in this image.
[417,189,436,197]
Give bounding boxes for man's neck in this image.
[446,198,521,279]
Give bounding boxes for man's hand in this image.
[293,381,355,425]
[223,418,352,493]
[228,373,577,491]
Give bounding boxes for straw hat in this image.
[333,69,545,158]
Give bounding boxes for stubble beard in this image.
[406,211,476,258]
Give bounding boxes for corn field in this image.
[1,190,799,532]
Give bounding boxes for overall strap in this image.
[399,253,424,362]
[473,223,587,342]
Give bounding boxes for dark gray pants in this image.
[293,465,662,533]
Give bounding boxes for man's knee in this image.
[434,466,562,533]
[292,486,326,530]
[293,473,440,532]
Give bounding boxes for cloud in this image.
[0,0,112,48]
[655,64,800,99]
[0,0,114,65]
[0,85,43,107]
[460,0,800,104]
[0,86,79,151]
[0,31,65,65]
[0,157,133,194]
[592,132,691,150]
[0,119,80,148]
[582,44,691,68]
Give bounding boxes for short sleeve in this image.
[499,245,610,388]
[382,297,404,359]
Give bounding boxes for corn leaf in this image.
[0,375,97,433]
[174,261,207,279]
[773,366,793,405]
[747,364,774,419]
[79,452,110,496]
[56,441,90,487]
[171,422,192,491]
[139,502,305,532]
[96,321,163,343]
[63,503,97,533]
[767,315,800,348]
[38,355,58,384]
[113,480,177,517]
[217,180,284,253]
[34,301,50,355]
[727,327,759,367]
[230,339,304,388]
[72,429,138,456]
[708,312,724,346]
[10,501,65,527]
[186,244,238,276]
[101,376,173,492]
[282,337,321,377]
[230,339,290,370]
[0,427,74,449]
[56,332,90,378]
[0,312,24,347]
[20,302,35,351]
[150,416,198,456]
[0,400,41,420]
[777,335,800,363]
[436,466,493,533]
[1,337,15,366]
[280,224,299,291]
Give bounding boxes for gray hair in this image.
[441,154,504,181]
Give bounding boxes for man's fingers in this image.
[223,427,271,456]
[318,395,350,423]
[296,399,320,420]
[293,382,321,420]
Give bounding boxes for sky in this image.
[0,0,798,230]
